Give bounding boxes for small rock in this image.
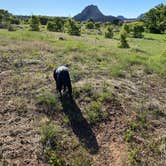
[58,37,65,40]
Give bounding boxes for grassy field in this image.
[0,28,166,166]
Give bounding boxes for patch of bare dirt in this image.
[92,97,128,166]
[0,71,48,165]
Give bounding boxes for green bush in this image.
[131,22,144,38]
[47,18,64,32]
[118,28,129,48]
[95,22,101,29]
[39,16,49,25]
[40,123,67,166]
[105,26,114,38]
[85,21,94,29]
[40,123,61,147]
[87,101,103,124]
[143,4,166,34]
[8,24,15,31]
[29,15,40,31]
[65,18,81,36]
[123,23,130,33]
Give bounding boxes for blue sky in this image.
[0,0,166,18]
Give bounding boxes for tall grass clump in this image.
[36,91,62,114]
[40,123,66,166]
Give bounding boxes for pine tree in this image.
[105,26,114,38]
[29,15,40,31]
[65,19,81,36]
[118,28,129,48]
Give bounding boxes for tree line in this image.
[0,4,166,33]
[0,4,165,34]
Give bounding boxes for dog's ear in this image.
[65,64,70,68]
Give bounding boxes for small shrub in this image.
[47,18,64,32]
[41,124,67,165]
[129,122,138,131]
[111,64,125,78]
[65,18,81,36]
[137,112,147,128]
[8,24,16,31]
[131,22,144,38]
[105,26,114,39]
[99,91,112,102]
[40,123,62,149]
[36,91,62,113]
[85,21,94,29]
[29,15,40,31]
[49,151,66,166]
[87,101,103,124]
[124,129,133,142]
[81,83,93,95]
[128,148,140,164]
[123,23,130,33]
[118,29,129,48]
[95,22,101,29]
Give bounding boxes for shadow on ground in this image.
[61,95,99,154]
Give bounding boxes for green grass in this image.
[0,29,165,78]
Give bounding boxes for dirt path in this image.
[91,97,129,166]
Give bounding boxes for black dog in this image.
[53,65,72,97]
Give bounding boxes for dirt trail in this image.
[93,108,128,166]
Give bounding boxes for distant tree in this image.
[104,22,112,27]
[10,16,20,25]
[88,18,94,23]
[105,26,114,38]
[123,23,130,33]
[131,22,144,38]
[8,24,15,31]
[65,18,81,36]
[85,20,94,29]
[143,4,166,33]
[39,16,49,25]
[95,22,101,29]
[47,18,64,32]
[0,9,11,24]
[118,27,129,48]
[0,13,3,23]
[112,19,120,25]
[29,15,40,31]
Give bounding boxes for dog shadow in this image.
[61,95,99,154]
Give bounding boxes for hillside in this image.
[0,28,166,166]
